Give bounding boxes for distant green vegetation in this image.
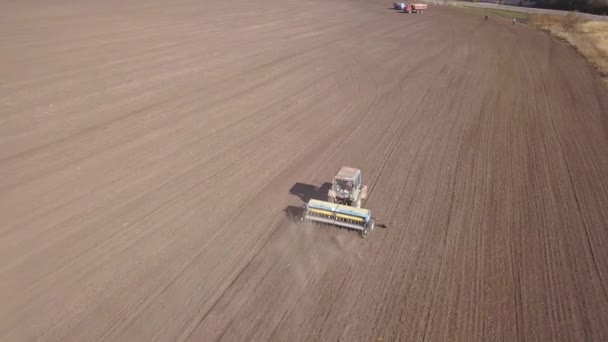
[533,0,607,15]
[463,0,608,15]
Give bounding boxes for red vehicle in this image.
[404,3,427,13]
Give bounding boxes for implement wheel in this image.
[362,218,375,238]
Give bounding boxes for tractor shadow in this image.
[289,182,332,203]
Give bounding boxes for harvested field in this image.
[1,0,608,341]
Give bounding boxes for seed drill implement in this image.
[300,167,380,238]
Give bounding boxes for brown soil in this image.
[1,0,607,341]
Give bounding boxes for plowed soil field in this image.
[1,0,608,341]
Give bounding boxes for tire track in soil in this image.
[185,15,468,342]
[182,48,384,342]
[79,48,378,342]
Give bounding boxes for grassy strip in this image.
[531,13,608,83]
[451,4,607,84]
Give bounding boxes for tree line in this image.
[532,0,608,14]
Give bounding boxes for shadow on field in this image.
[289,182,332,203]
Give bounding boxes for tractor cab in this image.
[327,166,368,207]
[334,168,360,192]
